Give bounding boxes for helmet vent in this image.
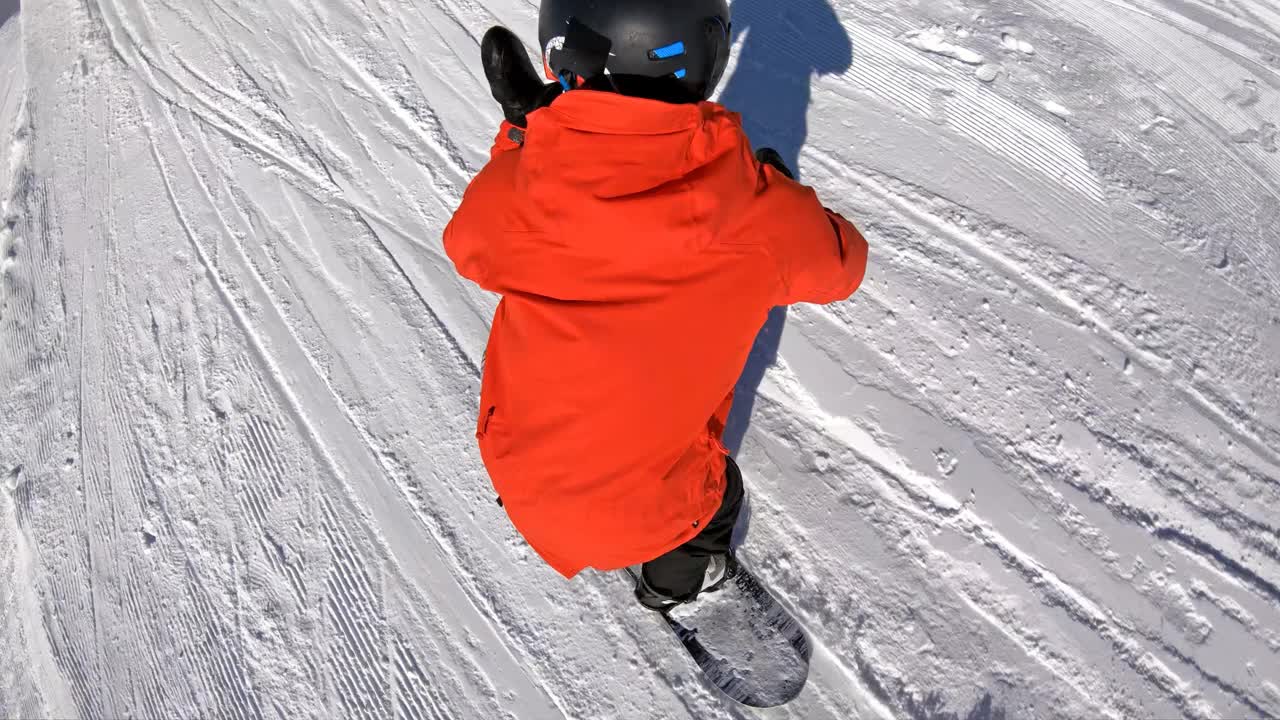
[648,42,686,61]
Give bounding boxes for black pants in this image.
[640,455,745,601]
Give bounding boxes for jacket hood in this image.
[480,90,756,302]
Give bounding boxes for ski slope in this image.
[1,0,1278,717]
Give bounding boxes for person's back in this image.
[445,1,868,609]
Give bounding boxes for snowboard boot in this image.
[635,554,738,612]
[481,26,562,128]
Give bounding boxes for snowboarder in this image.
[444,0,868,612]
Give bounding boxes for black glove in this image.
[755,147,795,180]
[482,26,563,129]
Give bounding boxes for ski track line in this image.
[100,237,269,719]
[1061,0,1280,295]
[1081,426,1280,603]
[101,355,194,718]
[14,40,147,718]
[95,119,198,720]
[792,286,1280,696]
[1158,86,1280,290]
[95,0,496,387]
[816,150,1280,482]
[759,365,1230,718]
[734,370,1115,716]
[165,52,343,188]
[106,69,289,718]
[95,0,490,383]
[1116,0,1280,84]
[6,157,91,720]
[346,211,483,377]
[203,0,255,35]
[806,156,1280,611]
[175,109,582,717]
[1000,433,1278,714]
[407,0,490,73]
[231,410,311,608]
[1130,619,1276,719]
[1,449,78,718]
[136,84,564,717]
[826,16,1105,206]
[0,85,66,720]
[297,0,475,186]
[803,274,1280,688]
[1190,576,1280,652]
[818,276,1280,623]
[269,0,472,190]
[1156,70,1280,211]
[809,642,898,720]
[92,0,456,267]
[189,99,480,380]
[947,573,1121,718]
[742,395,1126,719]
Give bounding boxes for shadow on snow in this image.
[0,0,17,29]
[718,0,852,457]
[719,9,1009,719]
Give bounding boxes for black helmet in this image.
[539,0,732,103]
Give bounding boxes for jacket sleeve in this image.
[758,165,869,306]
[444,121,523,291]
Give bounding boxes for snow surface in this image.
[1,0,1279,717]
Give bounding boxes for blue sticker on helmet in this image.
[674,68,687,79]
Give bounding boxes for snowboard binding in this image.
[633,553,739,612]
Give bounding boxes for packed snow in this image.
[2,0,1278,717]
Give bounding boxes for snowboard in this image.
[626,563,812,708]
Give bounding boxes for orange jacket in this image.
[445,91,867,578]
